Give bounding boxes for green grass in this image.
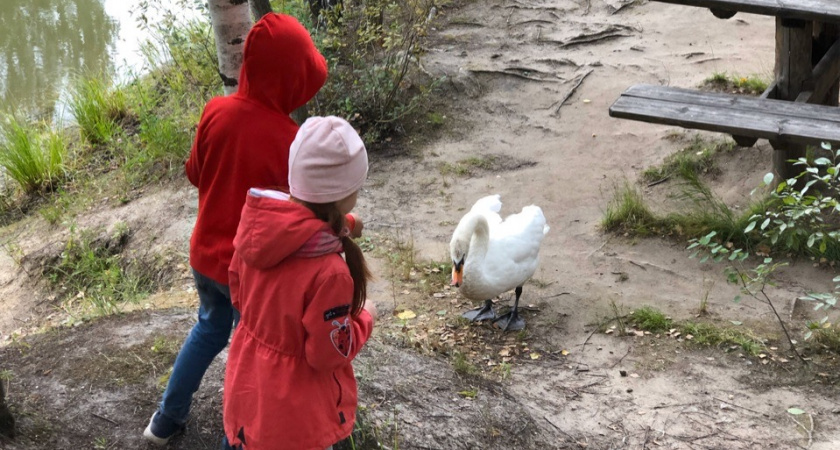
[806,322,840,354]
[681,321,765,355]
[631,306,673,333]
[601,182,660,235]
[0,115,66,194]
[621,306,766,356]
[67,76,128,146]
[439,156,498,177]
[642,137,734,182]
[705,72,771,95]
[45,225,151,316]
[452,351,480,376]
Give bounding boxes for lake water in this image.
[0,0,203,122]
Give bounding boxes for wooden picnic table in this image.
[610,0,840,180]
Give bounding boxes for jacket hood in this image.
[236,13,328,114]
[233,191,329,269]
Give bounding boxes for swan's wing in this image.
[478,206,548,288]
[470,194,503,226]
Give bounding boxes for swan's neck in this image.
[463,213,490,266]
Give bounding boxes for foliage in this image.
[309,0,441,143]
[642,136,732,182]
[680,143,840,359]
[630,306,672,333]
[601,182,659,234]
[67,76,128,146]
[45,225,151,316]
[705,72,770,96]
[0,115,66,194]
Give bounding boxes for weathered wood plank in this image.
[651,0,840,23]
[620,84,840,123]
[609,93,840,145]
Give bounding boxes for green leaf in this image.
[733,295,741,303]
[787,408,806,415]
[730,320,742,325]
[807,234,816,248]
[763,172,774,186]
[744,221,756,233]
[820,240,827,254]
[822,141,831,150]
[814,157,831,166]
[761,218,770,230]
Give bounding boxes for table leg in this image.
[772,18,814,179]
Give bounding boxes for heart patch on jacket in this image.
[330,318,353,358]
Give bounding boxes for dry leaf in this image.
[397,310,417,320]
[561,349,570,356]
[530,352,541,360]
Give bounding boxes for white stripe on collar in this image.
[248,188,290,201]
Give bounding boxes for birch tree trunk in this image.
[208,0,253,95]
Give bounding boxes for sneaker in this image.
[143,411,184,446]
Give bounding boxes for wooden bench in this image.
[609,84,840,150]
[651,0,840,23]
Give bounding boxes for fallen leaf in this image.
[787,408,806,415]
[397,310,417,320]
[630,373,639,378]
[530,352,541,360]
[561,349,570,356]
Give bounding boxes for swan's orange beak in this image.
[451,259,464,287]
[451,266,462,287]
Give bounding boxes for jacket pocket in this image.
[332,372,343,407]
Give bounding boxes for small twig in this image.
[759,287,807,363]
[540,292,571,300]
[91,412,119,426]
[629,260,647,271]
[609,346,632,368]
[553,69,594,115]
[711,397,766,416]
[468,68,559,82]
[647,176,670,187]
[581,314,631,352]
[544,414,577,440]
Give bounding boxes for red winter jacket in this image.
[185,13,327,284]
[224,193,374,450]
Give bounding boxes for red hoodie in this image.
[224,193,374,450]
[185,13,327,284]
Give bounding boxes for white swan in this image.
[450,194,549,331]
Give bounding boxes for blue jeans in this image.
[157,268,239,425]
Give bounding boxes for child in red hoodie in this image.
[145,13,342,446]
[223,116,376,450]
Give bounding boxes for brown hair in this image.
[295,199,371,316]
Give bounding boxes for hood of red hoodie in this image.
[235,13,327,115]
[233,193,328,269]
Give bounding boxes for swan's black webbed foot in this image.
[493,308,526,331]
[493,286,526,331]
[462,299,496,321]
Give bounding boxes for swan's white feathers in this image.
[451,195,549,301]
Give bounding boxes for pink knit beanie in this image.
[289,116,368,204]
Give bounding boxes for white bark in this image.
[208,0,253,95]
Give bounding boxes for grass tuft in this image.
[631,306,673,333]
[0,115,67,194]
[601,182,660,235]
[67,76,128,146]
